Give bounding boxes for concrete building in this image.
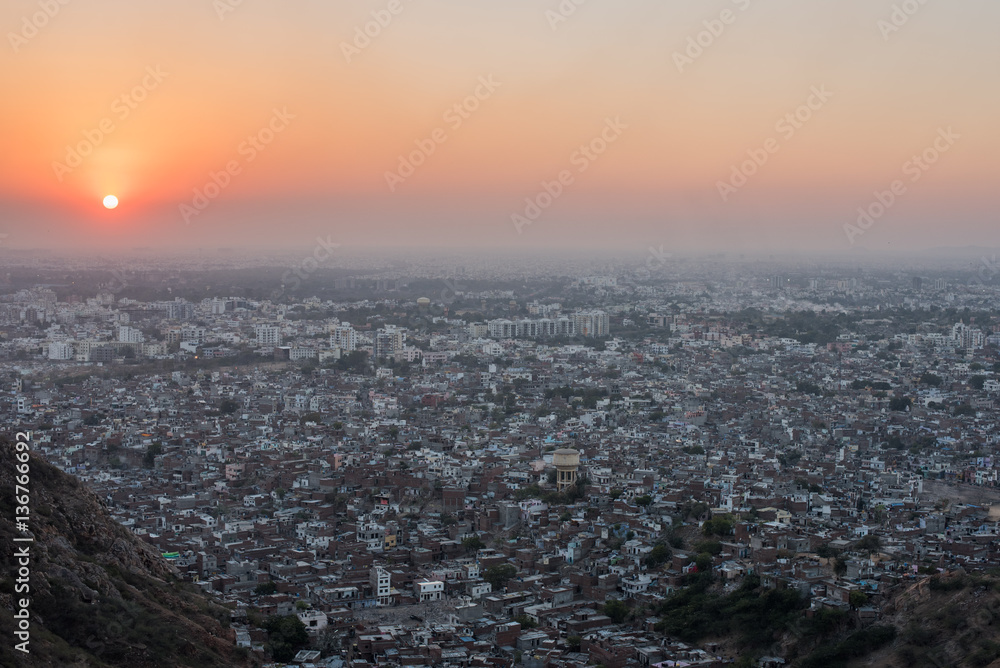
[552,448,581,492]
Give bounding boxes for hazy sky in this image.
[1,0,997,255]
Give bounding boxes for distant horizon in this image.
[2,0,998,254]
[1,242,999,267]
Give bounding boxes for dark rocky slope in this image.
[0,439,253,667]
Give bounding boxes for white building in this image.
[371,566,392,606]
[48,341,75,360]
[330,323,357,351]
[297,609,328,633]
[118,326,145,343]
[255,324,282,347]
[486,317,575,339]
[181,326,207,343]
[414,580,444,602]
[573,310,610,337]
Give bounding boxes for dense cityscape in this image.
[5,250,1000,667]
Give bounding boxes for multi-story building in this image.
[118,326,145,343]
[371,566,392,606]
[374,327,405,360]
[255,325,282,347]
[413,580,444,603]
[573,310,610,337]
[330,323,357,351]
[486,317,575,339]
[160,300,195,320]
[181,326,207,344]
[48,341,75,360]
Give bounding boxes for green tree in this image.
[263,614,309,662]
[645,543,672,568]
[336,350,369,373]
[889,396,912,411]
[816,543,838,559]
[702,514,734,537]
[693,540,722,556]
[142,441,163,468]
[854,534,881,556]
[254,581,277,596]
[695,552,713,573]
[849,590,869,609]
[920,372,943,387]
[483,564,518,592]
[462,535,485,553]
[514,614,538,629]
[602,598,629,624]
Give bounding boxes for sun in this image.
[103,195,118,209]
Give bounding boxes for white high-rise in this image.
[255,324,282,347]
[330,323,357,351]
[573,310,610,338]
[118,326,145,343]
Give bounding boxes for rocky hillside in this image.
[0,439,253,667]
[764,569,1000,667]
[857,569,1000,668]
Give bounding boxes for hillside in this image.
[0,439,253,668]
[857,570,1000,668]
[644,556,1000,668]
[773,569,1000,667]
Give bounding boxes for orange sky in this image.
[1,0,998,253]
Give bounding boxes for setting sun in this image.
[103,195,118,209]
